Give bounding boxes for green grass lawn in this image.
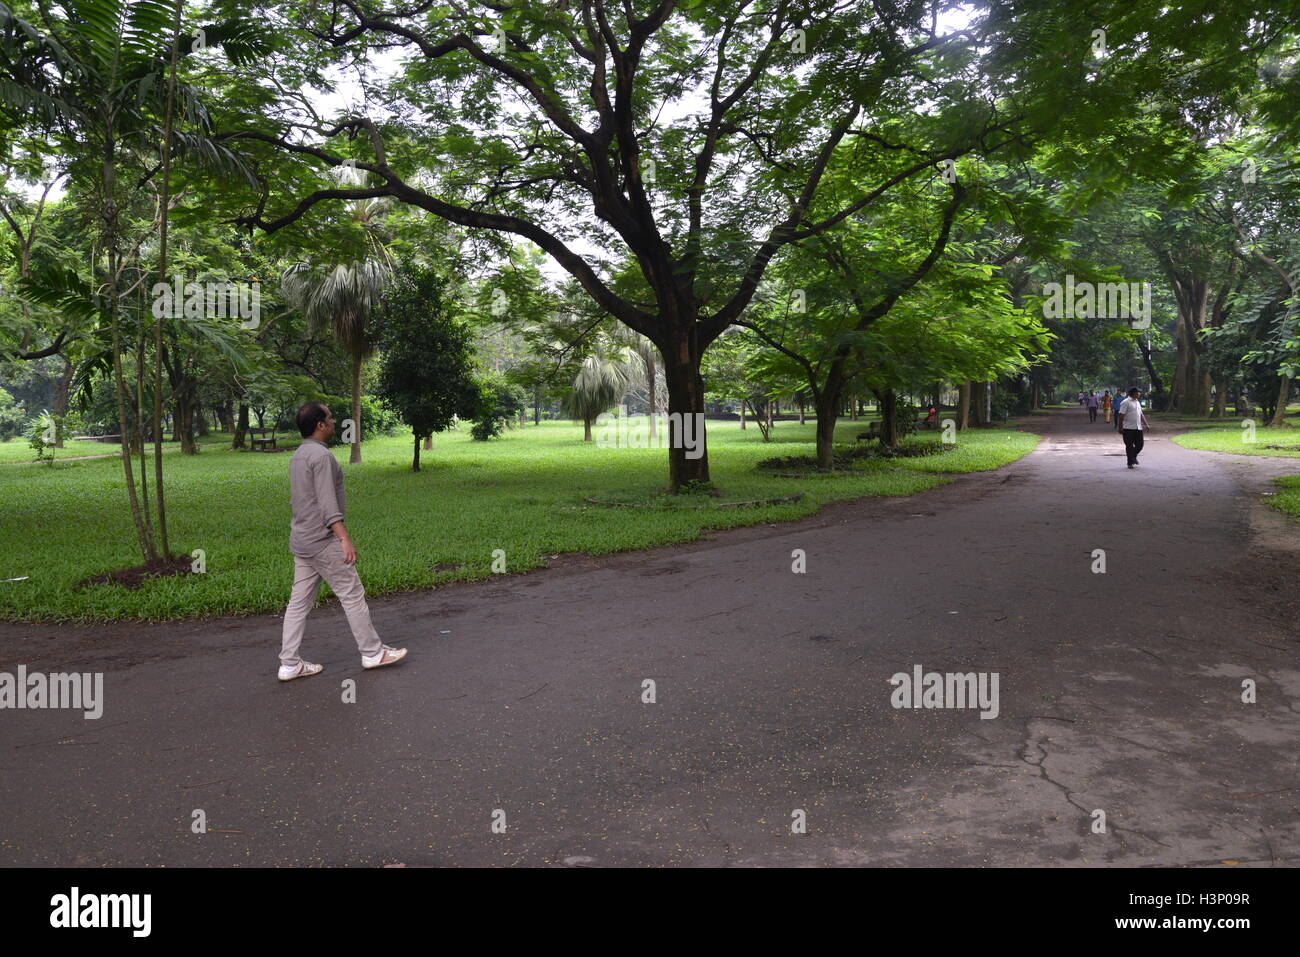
[1265,473,1300,518]
[0,418,1038,622]
[0,430,284,463]
[1170,422,1300,457]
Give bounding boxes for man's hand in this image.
[329,521,357,564]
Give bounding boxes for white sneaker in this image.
[362,645,408,670]
[278,660,323,681]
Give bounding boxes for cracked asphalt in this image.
[1,407,1297,866]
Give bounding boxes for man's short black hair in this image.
[297,401,330,438]
[1128,388,1141,397]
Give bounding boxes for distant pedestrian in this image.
[1116,388,1150,469]
[279,401,407,681]
[1101,390,1113,423]
[1078,390,1085,405]
[1086,391,1099,422]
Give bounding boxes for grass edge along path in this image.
[0,420,1039,623]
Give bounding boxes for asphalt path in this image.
[2,408,1297,866]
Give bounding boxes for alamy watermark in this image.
[889,664,999,719]
[152,275,261,329]
[1042,274,1151,329]
[0,665,103,719]
[595,405,705,459]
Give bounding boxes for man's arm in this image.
[313,460,357,564]
[329,520,357,564]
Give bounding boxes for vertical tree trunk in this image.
[1269,376,1291,428]
[232,402,249,449]
[814,391,837,468]
[350,356,363,463]
[583,418,593,442]
[174,394,197,454]
[423,435,432,450]
[798,396,805,425]
[969,381,986,426]
[958,381,971,430]
[106,223,155,560]
[849,394,858,421]
[53,359,74,447]
[1212,376,1228,418]
[739,401,746,429]
[195,403,210,436]
[645,351,657,441]
[879,388,899,448]
[412,434,421,471]
[660,344,710,490]
[533,385,541,426]
[1138,338,1164,397]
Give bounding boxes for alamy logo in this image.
[0,665,103,719]
[1042,274,1151,329]
[152,275,261,329]
[595,405,705,459]
[889,664,1000,719]
[50,887,150,937]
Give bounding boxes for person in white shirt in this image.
[1116,388,1151,469]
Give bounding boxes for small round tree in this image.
[374,265,480,471]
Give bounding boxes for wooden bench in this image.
[856,421,882,441]
[249,429,278,452]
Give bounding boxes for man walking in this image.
[279,401,407,680]
[1085,391,1099,423]
[1116,387,1150,469]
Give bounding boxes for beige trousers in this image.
[280,539,383,667]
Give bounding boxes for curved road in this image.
[2,408,1297,866]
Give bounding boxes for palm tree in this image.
[564,354,634,441]
[2,0,259,563]
[280,259,388,462]
[280,167,390,463]
[611,327,662,440]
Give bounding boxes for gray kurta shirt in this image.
[289,438,346,557]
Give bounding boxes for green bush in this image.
[0,387,29,441]
[314,393,400,445]
[472,375,528,441]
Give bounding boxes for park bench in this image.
[249,429,278,452]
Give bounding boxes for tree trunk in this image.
[814,392,837,468]
[174,395,197,454]
[350,355,362,463]
[1138,338,1163,396]
[232,402,249,449]
[969,381,986,426]
[879,388,899,448]
[53,359,74,447]
[958,381,971,430]
[1211,376,1228,418]
[739,402,745,429]
[849,394,858,421]
[645,350,657,441]
[533,385,541,425]
[661,344,710,490]
[412,434,421,471]
[1269,376,1291,428]
[423,435,432,450]
[195,403,210,436]
[583,417,593,442]
[105,181,156,562]
[798,396,805,425]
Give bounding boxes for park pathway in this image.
[1,408,1297,866]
